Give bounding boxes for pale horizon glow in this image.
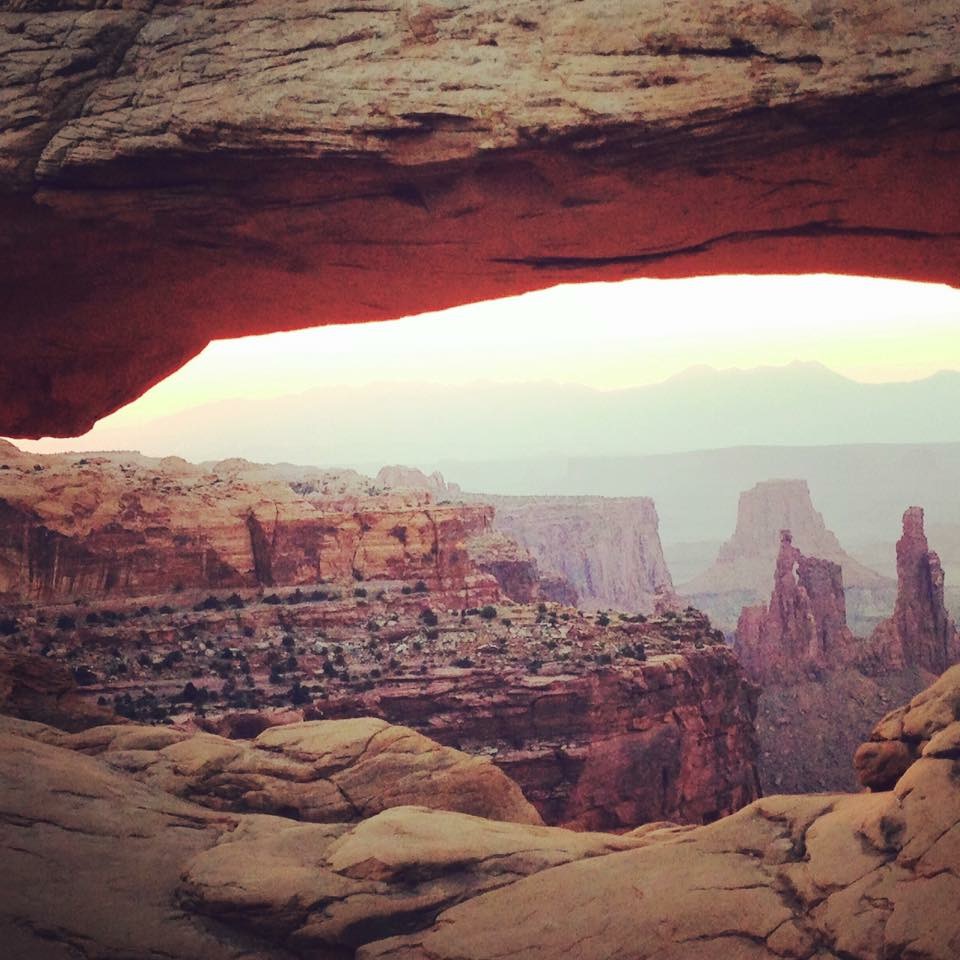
[12,273,960,454]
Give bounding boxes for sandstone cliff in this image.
[0,444,498,602]
[316,646,760,831]
[736,507,959,794]
[684,478,890,631]
[2,3,959,438]
[483,494,676,614]
[688,478,887,596]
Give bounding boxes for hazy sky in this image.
[12,274,960,451]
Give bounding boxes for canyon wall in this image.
[484,495,676,614]
[0,444,498,603]
[312,647,760,831]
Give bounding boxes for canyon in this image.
[683,477,892,633]
[737,507,960,793]
[377,466,676,614]
[0,441,759,832]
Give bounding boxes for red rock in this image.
[2,6,960,437]
[315,646,760,831]
[686,479,888,598]
[734,530,856,683]
[0,445,500,603]
[868,507,960,674]
[0,650,116,732]
[484,496,676,614]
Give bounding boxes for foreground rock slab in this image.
[8,715,543,826]
[0,731,299,960]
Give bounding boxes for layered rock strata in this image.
[484,495,676,614]
[0,445,499,603]
[316,646,759,831]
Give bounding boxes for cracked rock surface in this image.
[2,666,960,959]
[4,714,543,825]
[1,1,959,435]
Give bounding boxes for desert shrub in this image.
[193,595,223,612]
[55,614,76,631]
[263,594,282,605]
[286,588,306,605]
[479,605,497,621]
[72,665,97,685]
[288,682,312,705]
[419,608,438,627]
[401,585,413,595]
[425,628,440,641]
[527,658,543,673]
[596,613,610,627]
[414,580,429,593]
[281,635,295,650]
[354,587,368,598]
[158,604,174,615]
[322,660,337,677]
[595,652,613,666]
[620,643,646,661]
[85,612,102,625]
[226,593,245,609]
[452,656,474,668]
[0,617,19,636]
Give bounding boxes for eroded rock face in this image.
[316,646,760,831]
[484,495,676,614]
[2,3,959,436]
[687,479,888,598]
[180,805,648,952]
[734,529,855,683]
[854,663,960,790]
[0,649,116,731]
[0,445,498,602]
[4,670,960,960]
[869,507,960,674]
[7,715,542,825]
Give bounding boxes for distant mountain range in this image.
[27,362,960,466]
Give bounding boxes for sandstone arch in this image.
[2,1,958,436]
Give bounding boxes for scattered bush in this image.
[452,656,474,668]
[479,605,497,621]
[414,580,429,594]
[72,665,97,685]
[354,587,368,598]
[0,617,19,636]
[226,593,245,609]
[263,594,282,605]
[596,613,611,627]
[193,595,223,612]
[55,614,76,631]
[420,608,438,627]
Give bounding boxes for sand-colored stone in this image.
[4,714,542,825]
